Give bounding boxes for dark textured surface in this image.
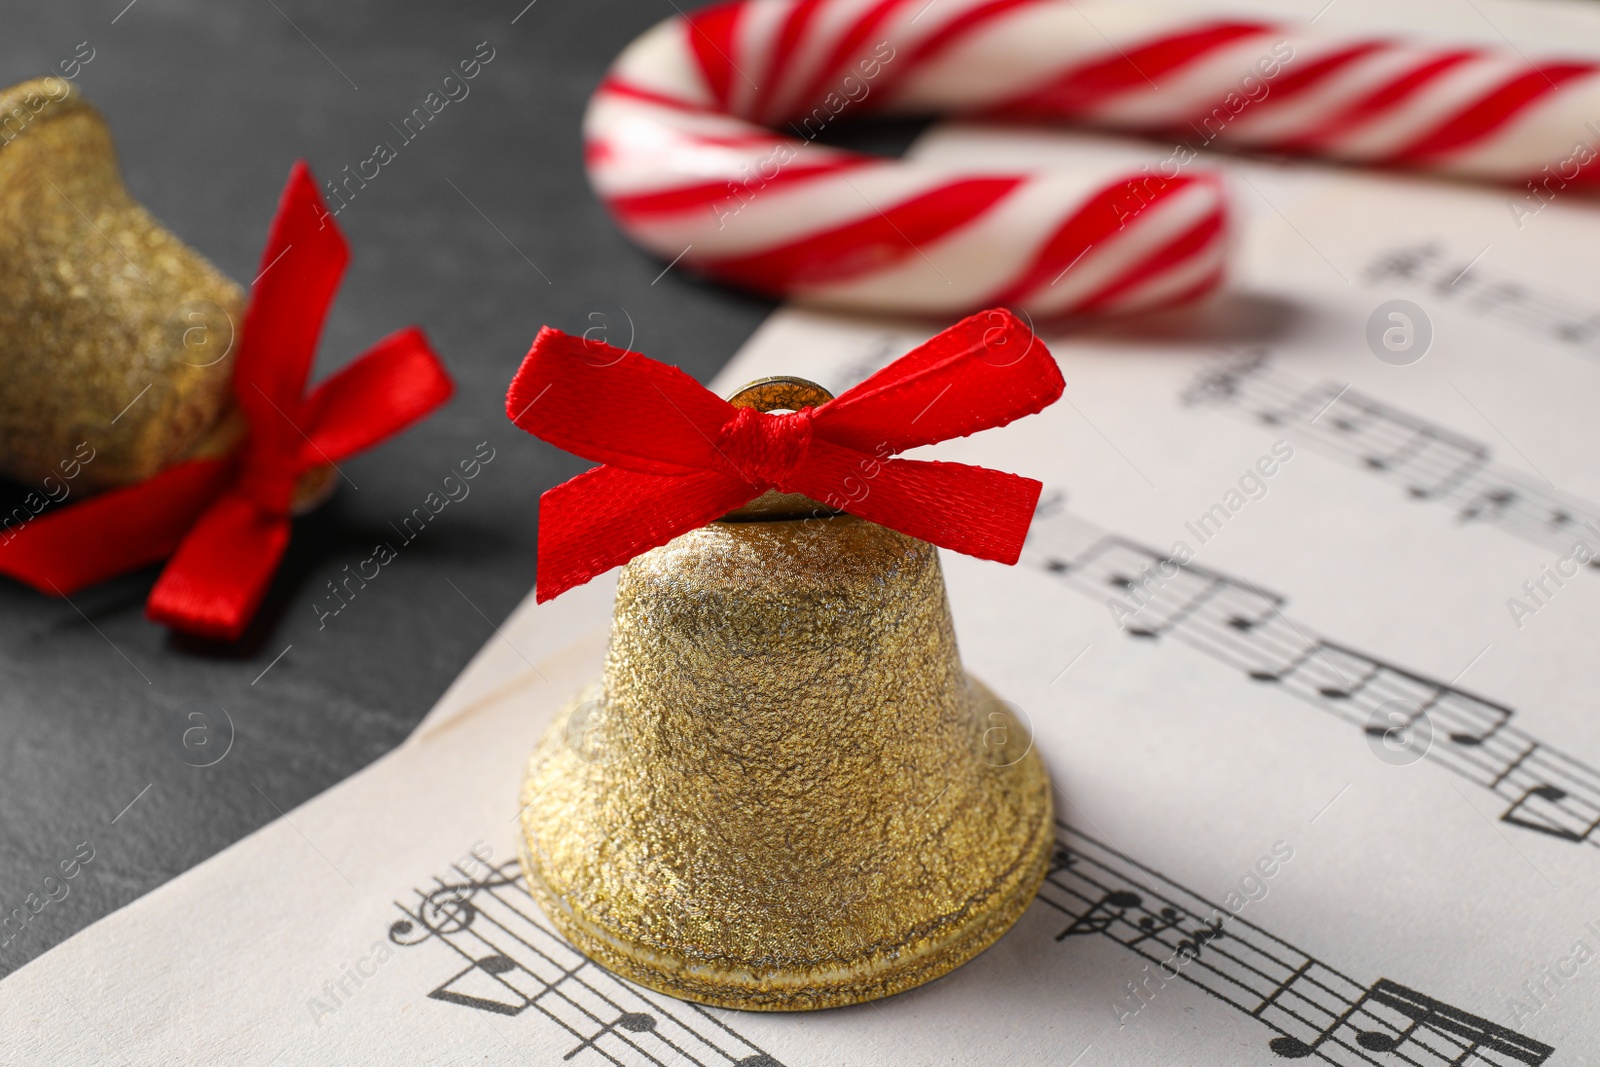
[0,0,791,979]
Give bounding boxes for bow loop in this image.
[509,308,1061,602]
[812,308,1063,455]
[508,327,731,476]
[717,406,814,488]
[235,162,349,427]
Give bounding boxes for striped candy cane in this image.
[587,0,1600,317]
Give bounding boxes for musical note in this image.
[1460,486,1518,524]
[1367,241,1600,366]
[1245,643,1319,684]
[1406,439,1491,499]
[1555,314,1600,344]
[1440,694,1510,742]
[1043,534,1284,642]
[563,1011,662,1061]
[1268,978,1556,1063]
[1044,825,1556,1066]
[390,859,785,1066]
[1055,889,1142,940]
[1026,509,1600,850]
[1365,242,1440,285]
[427,955,528,1016]
[1184,353,1600,570]
[1501,782,1600,843]
[1313,653,1381,701]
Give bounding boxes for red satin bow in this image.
[0,162,454,641]
[507,308,1063,602]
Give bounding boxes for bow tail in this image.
[537,465,758,602]
[0,460,234,595]
[299,327,455,465]
[789,442,1042,565]
[146,493,293,641]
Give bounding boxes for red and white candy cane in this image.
[585,0,1600,317]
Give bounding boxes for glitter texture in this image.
[519,515,1052,1010]
[0,78,244,490]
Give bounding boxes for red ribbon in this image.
[0,162,454,641]
[507,308,1063,602]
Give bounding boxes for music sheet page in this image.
[8,2,1600,1063]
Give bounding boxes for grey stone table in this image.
[0,0,930,978]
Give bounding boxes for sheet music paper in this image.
[8,1,1600,1063]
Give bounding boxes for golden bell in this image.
[0,77,245,491]
[518,379,1053,1011]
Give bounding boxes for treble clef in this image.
[389,866,521,947]
[1181,350,1267,408]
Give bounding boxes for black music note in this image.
[1500,783,1600,844]
[1173,917,1226,963]
[1459,487,1517,524]
[563,1011,661,1061]
[1043,825,1559,1065]
[1214,583,1286,636]
[1056,889,1141,940]
[1033,509,1600,854]
[1406,440,1491,500]
[1367,241,1600,369]
[1124,905,1186,947]
[1091,537,1283,640]
[1242,639,1378,701]
[1234,623,1325,682]
[1180,350,1270,409]
[1268,978,1554,1064]
[1449,724,1507,747]
[1362,431,1423,472]
[1320,661,1380,701]
[1269,1034,1316,1058]
[1365,243,1438,284]
[1352,981,1446,1055]
[393,860,787,1067]
[1185,352,1600,569]
[1555,315,1600,344]
[1442,691,1514,747]
[428,955,529,1016]
[1114,572,1223,640]
[1366,979,1553,1064]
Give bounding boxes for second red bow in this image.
[0,162,454,641]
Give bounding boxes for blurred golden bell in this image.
[518,379,1053,1011]
[0,76,245,492]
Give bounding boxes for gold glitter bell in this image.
[0,77,244,491]
[519,379,1053,1011]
